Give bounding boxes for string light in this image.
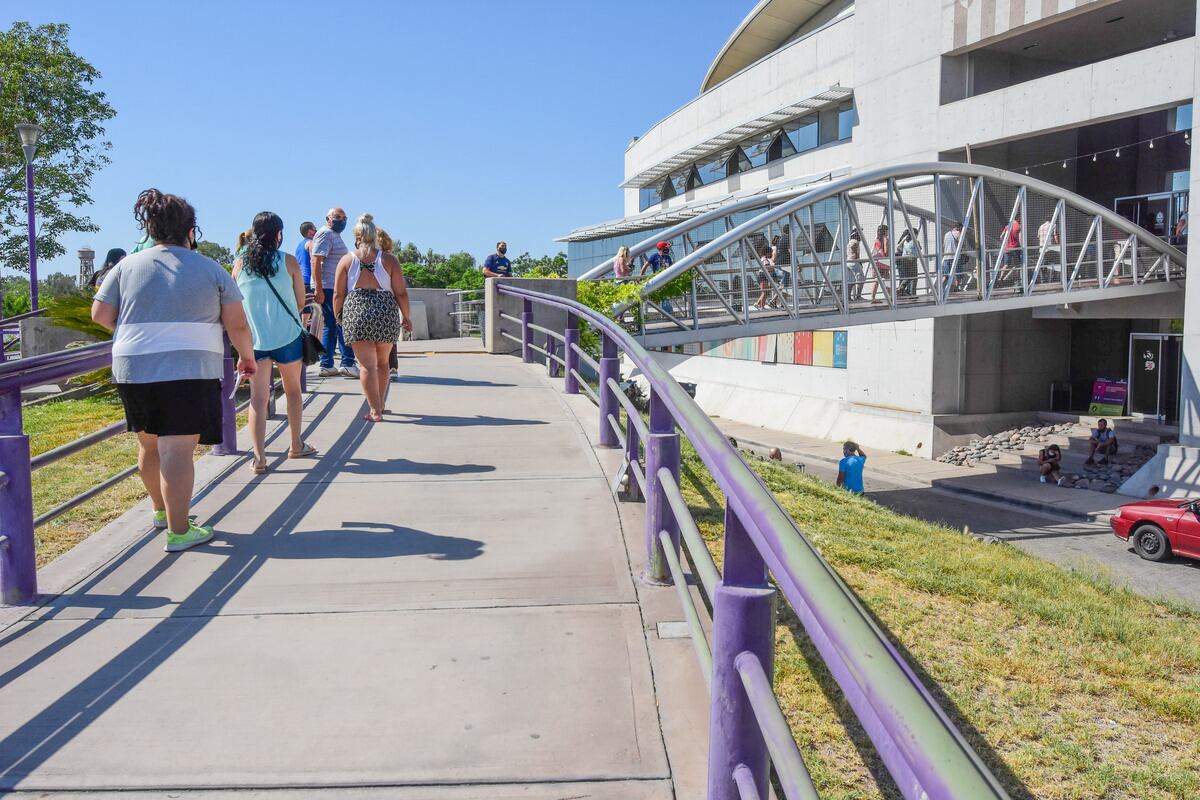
[1015,127,1189,174]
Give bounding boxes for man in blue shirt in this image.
[482,241,513,277]
[639,241,674,276]
[296,221,316,291]
[836,441,867,494]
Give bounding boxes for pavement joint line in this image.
[521,358,684,793]
[9,774,676,793]
[220,474,606,487]
[28,600,646,624]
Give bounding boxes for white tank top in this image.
[348,251,392,294]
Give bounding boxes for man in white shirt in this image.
[941,223,962,294]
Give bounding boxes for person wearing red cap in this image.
[639,241,674,276]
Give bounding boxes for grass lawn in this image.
[676,439,1200,800]
[23,395,247,567]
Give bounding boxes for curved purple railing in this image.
[0,339,248,606]
[496,282,1010,800]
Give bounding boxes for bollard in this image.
[624,410,642,502]
[644,389,680,583]
[598,334,619,448]
[706,505,774,800]
[546,334,560,379]
[213,336,240,456]
[0,388,36,605]
[521,299,534,363]
[564,317,580,395]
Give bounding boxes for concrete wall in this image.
[485,279,577,369]
[406,289,459,340]
[622,13,856,217]
[945,0,1119,53]
[19,318,99,359]
[949,310,1072,414]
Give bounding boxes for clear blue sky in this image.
[7,0,749,276]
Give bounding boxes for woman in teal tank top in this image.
[231,212,318,473]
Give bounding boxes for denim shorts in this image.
[254,334,304,364]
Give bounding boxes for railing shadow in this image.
[0,391,486,788]
[387,413,548,428]
[780,599,1035,800]
[392,376,515,389]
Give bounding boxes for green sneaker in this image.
[164,523,215,553]
[153,510,198,529]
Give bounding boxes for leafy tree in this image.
[197,240,234,270]
[512,251,568,278]
[394,241,421,265]
[1,276,31,317]
[40,271,81,300]
[0,22,116,275]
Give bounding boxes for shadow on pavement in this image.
[388,413,549,428]
[0,392,485,788]
[392,376,515,388]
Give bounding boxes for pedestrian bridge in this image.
[579,163,1187,347]
[0,287,1013,798]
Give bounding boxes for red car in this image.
[1111,499,1200,562]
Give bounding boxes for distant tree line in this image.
[390,243,567,290]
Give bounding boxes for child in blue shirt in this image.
[837,441,867,494]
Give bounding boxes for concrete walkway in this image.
[0,343,705,797]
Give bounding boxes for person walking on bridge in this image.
[92,188,256,552]
[233,211,318,474]
[312,207,358,379]
[334,213,413,422]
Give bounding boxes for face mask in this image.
[331,218,347,234]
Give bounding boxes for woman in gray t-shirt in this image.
[92,189,257,553]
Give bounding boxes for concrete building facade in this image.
[563,0,1197,463]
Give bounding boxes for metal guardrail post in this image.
[598,333,619,448]
[707,504,774,800]
[0,387,36,604]
[624,408,642,502]
[268,368,278,420]
[546,335,560,378]
[521,299,534,363]
[644,389,680,583]
[213,335,240,456]
[564,315,580,395]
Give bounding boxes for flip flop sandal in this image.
[288,443,318,459]
[249,459,269,474]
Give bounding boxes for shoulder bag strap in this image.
[260,261,307,335]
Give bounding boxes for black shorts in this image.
[116,379,224,445]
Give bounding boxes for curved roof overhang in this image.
[701,0,841,93]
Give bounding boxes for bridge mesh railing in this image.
[605,164,1185,340]
[494,281,1012,800]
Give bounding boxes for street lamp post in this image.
[16,124,44,310]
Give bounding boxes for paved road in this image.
[766,450,1200,609]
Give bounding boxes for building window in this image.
[635,98,855,211]
[783,115,819,154]
[727,147,753,175]
[742,131,774,169]
[696,149,733,185]
[640,185,663,211]
[837,102,857,140]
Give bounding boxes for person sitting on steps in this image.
[1038,443,1063,484]
[1086,419,1119,465]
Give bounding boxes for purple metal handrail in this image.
[0,338,248,606]
[497,282,1009,800]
